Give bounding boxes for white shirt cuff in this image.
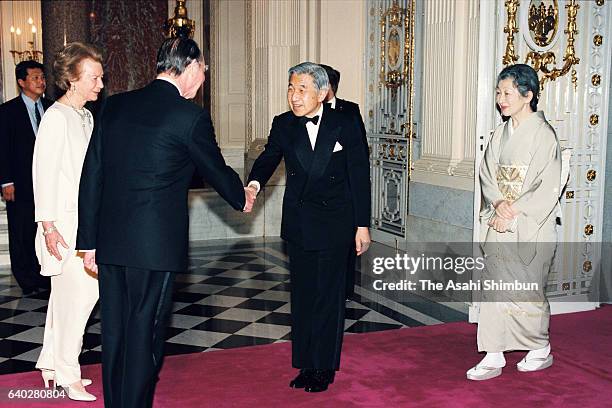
[1,182,14,188]
[248,181,261,193]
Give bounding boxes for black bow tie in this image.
[299,115,319,126]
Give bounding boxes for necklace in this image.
[65,92,92,129]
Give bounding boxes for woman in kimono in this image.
[467,64,561,381]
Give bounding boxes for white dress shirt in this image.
[249,104,324,193]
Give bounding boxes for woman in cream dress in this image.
[467,64,561,381]
[33,43,104,401]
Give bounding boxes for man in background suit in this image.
[246,62,371,392]
[77,38,255,407]
[320,64,368,301]
[0,61,52,294]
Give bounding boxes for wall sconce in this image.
[9,16,43,64]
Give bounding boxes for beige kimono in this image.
[478,111,561,352]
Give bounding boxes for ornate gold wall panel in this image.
[503,0,580,89]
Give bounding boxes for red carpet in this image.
[1,306,611,407]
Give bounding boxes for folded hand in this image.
[488,214,512,233]
[494,199,516,219]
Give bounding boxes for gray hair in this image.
[288,62,330,92]
[497,64,540,112]
[156,37,202,76]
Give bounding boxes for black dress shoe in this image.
[304,369,335,393]
[289,369,312,388]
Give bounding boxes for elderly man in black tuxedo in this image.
[319,64,369,301]
[246,62,371,392]
[0,60,53,294]
[77,38,255,407]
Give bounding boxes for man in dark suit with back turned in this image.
[0,60,52,294]
[77,38,255,408]
[246,62,371,392]
[320,64,368,301]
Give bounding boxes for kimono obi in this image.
[496,164,528,201]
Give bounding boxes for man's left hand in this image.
[355,227,371,256]
[83,250,98,274]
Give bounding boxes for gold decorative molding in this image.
[407,0,416,178]
[528,0,558,47]
[591,74,601,86]
[590,114,599,126]
[583,260,592,273]
[565,190,574,199]
[584,224,594,236]
[595,0,604,6]
[586,169,596,182]
[562,282,570,291]
[379,0,410,90]
[524,0,580,90]
[503,0,520,65]
[593,34,603,47]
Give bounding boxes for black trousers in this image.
[98,265,175,408]
[5,200,48,290]
[345,244,357,298]
[288,242,350,370]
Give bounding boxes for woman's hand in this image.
[488,215,511,233]
[42,223,69,261]
[494,199,517,220]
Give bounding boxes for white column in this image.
[411,0,479,191]
[319,0,366,109]
[249,0,301,144]
[212,0,248,155]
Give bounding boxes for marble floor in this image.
[0,238,467,375]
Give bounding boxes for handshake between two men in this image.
[242,184,258,213]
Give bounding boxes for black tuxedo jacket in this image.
[248,104,370,250]
[335,97,367,148]
[0,95,53,203]
[77,80,245,272]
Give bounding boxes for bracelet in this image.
[42,227,57,236]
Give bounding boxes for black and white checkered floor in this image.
[0,238,467,375]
